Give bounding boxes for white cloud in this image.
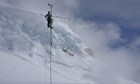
[70,19,140,84]
[129,38,140,49]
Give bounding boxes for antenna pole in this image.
[48,3,53,84]
[45,3,70,84]
[48,4,53,14]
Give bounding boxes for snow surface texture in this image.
[0,5,139,84]
[0,5,96,84]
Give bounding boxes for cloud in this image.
[70,19,140,84]
[75,0,140,29]
[129,37,140,50]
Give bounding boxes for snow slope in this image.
[0,5,96,84]
[0,5,139,84]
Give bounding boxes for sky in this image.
[75,0,140,41]
[0,0,140,84]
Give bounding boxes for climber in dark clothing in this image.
[45,11,53,29]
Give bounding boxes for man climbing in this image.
[45,11,53,29]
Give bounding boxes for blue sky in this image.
[74,0,140,42]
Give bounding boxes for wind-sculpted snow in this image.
[0,5,87,56]
[0,5,96,84]
[0,13,33,53]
